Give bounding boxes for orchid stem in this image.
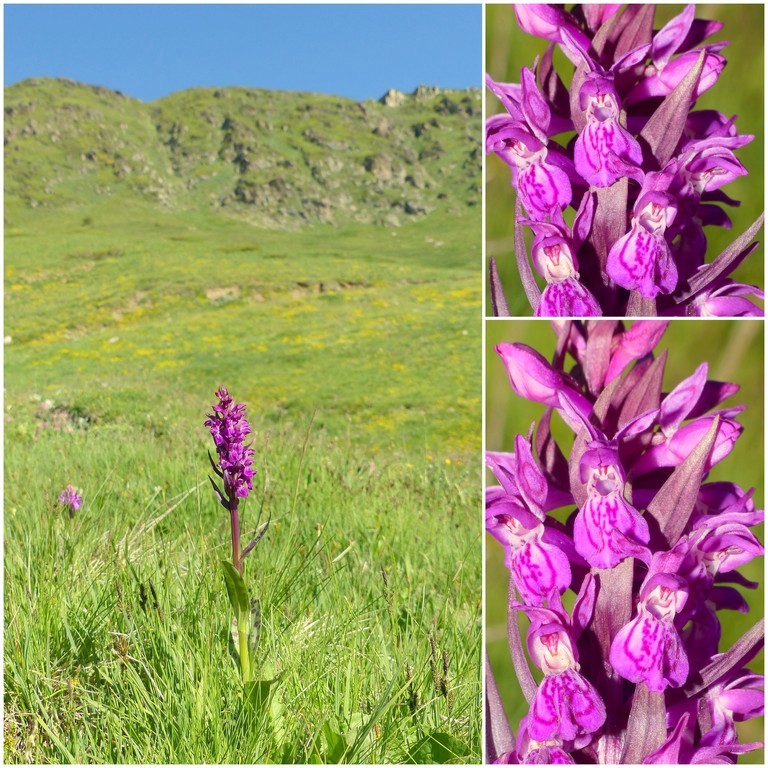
[230,499,242,576]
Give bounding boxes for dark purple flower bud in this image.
[58,483,83,513]
[582,4,621,33]
[495,343,592,422]
[609,573,690,692]
[205,387,256,500]
[574,74,643,188]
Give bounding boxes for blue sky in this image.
[4,4,481,101]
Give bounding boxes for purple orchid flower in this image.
[609,571,690,692]
[524,195,603,317]
[487,4,763,317]
[58,483,83,516]
[515,582,607,744]
[486,321,764,764]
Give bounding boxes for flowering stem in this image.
[229,498,242,576]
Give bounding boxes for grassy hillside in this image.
[6,78,480,228]
[4,79,482,762]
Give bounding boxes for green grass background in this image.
[486,4,765,315]
[4,200,482,762]
[486,319,764,762]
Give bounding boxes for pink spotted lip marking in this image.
[636,201,668,235]
[540,243,577,282]
[538,631,575,673]
[588,464,622,496]
[508,139,545,169]
[588,93,618,123]
[645,584,677,621]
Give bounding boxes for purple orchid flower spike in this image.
[486,321,764,763]
[486,4,763,317]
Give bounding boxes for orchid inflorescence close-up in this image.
[485,320,764,764]
[486,4,764,318]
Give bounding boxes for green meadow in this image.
[4,193,482,762]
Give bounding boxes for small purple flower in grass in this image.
[485,321,764,763]
[487,5,763,317]
[58,484,83,516]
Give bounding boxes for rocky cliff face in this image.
[5,78,480,228]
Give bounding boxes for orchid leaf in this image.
[242,513,271,559]
[489,257,510,317]
[613,3,655,61]
[208,475,228,509]
[221,559,249,617]
[640,49,706,169]
[507,576,537,704]
[674,213,764,302]
[646,415,720,548]
[485,656,515,762]
[616,349,667,428]
[584,320,616,397]
[208,449,224,477]
[249,597,262,660]
[514,198,540,311]
[622,683,667,763]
